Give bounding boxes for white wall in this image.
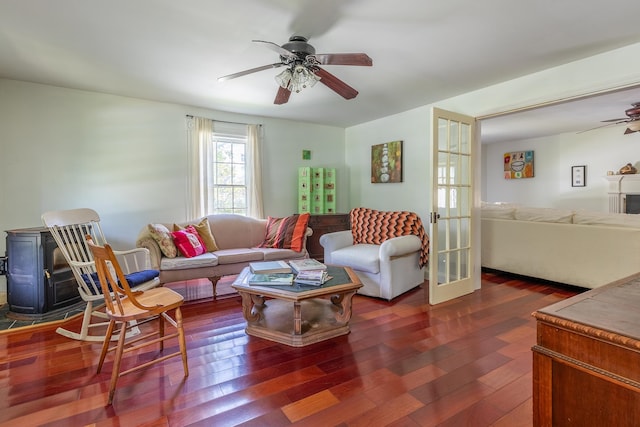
[4,40,640,303]
[0,79,346,301]
[344,42,640,292]
[482,125,640,210]
[344,106,432,220]
[345,42,640,216]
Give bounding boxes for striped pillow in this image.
[259,213,310,252]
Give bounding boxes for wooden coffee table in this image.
[232,265,362,347]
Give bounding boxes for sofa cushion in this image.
[255,247,306,261]
[174,217,219,252]
[148,223,178,258]
[171,226,206,258]
[331,244,380,274]
[514,207,574,223]
[214,248,264,265]
[481,204,517,219]
[573,211,640,228]
[207,214,267,249]
[160,252,218,271]
[259,213,310,252]
[81,269,159,295]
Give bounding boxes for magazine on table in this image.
[288,258,327,273]
[249,260,292,274]
[248,273,295,286]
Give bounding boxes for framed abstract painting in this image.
[504,150,534,179]
[371,140,403,183]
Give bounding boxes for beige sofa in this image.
[136,214,311,296]
[481,203,640,289]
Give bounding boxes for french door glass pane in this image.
[436,116,470,286]
[438,118,448,151]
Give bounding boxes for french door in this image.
[429,107,476,305]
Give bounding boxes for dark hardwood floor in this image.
[0,271,582,427]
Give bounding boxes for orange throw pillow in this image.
[259,213,310,252]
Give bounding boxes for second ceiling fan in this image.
[580,101,640,135]
[601,102,640,134]
[218,35,372,105]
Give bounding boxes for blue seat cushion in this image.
[81,269,159,295]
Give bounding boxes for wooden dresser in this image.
[306,214,350,262]
[532,273,640,426]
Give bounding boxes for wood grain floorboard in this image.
[0,271,582,426]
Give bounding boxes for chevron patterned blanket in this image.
[350,207,429,268]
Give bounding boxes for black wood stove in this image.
[5,227,80,317]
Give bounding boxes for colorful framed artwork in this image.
[371,140,403,183]
[572,165,586,187]
[504,150,534,179]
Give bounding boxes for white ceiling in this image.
[481,86,640,143]
[2,0,640,142]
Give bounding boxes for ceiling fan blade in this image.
[601,117,628,123]
[218,63,284,82]
[624,127,638,134]
[313,53,372,66]
[252,40,297,60]
[576,121,624,134]
[274,86,291,105]
[313,67,358,99]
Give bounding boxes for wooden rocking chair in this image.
[41,208,160,341]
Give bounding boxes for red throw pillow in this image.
[171,225,206,258]
[259,213,310,252]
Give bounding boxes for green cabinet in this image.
[298,167,336,214]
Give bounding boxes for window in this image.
[211,131,247,215]
[187,117,263,219]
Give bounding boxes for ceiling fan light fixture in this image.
[275,65,320,93]
[627,121,640,132]
[275,68,293,90]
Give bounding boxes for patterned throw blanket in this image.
[350,207,429,268]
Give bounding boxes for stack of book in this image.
[295,269,330,286]
[248,261,294,286]
[289,259,330,286]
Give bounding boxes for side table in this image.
[307,214,349,262]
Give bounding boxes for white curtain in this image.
[186,116,264,219]
[186,116,214,220]
[247,124,264,218]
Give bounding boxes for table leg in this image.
[331,291,357,323]
[238,291,261,323]
[251,294,265,307]
[293,301,302,335]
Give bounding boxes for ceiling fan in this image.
[218,35,372,105]
[602,102,640,134]
[581,102,640,134]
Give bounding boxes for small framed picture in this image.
[572,165,586,187]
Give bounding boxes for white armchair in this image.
[320,230,425,300]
